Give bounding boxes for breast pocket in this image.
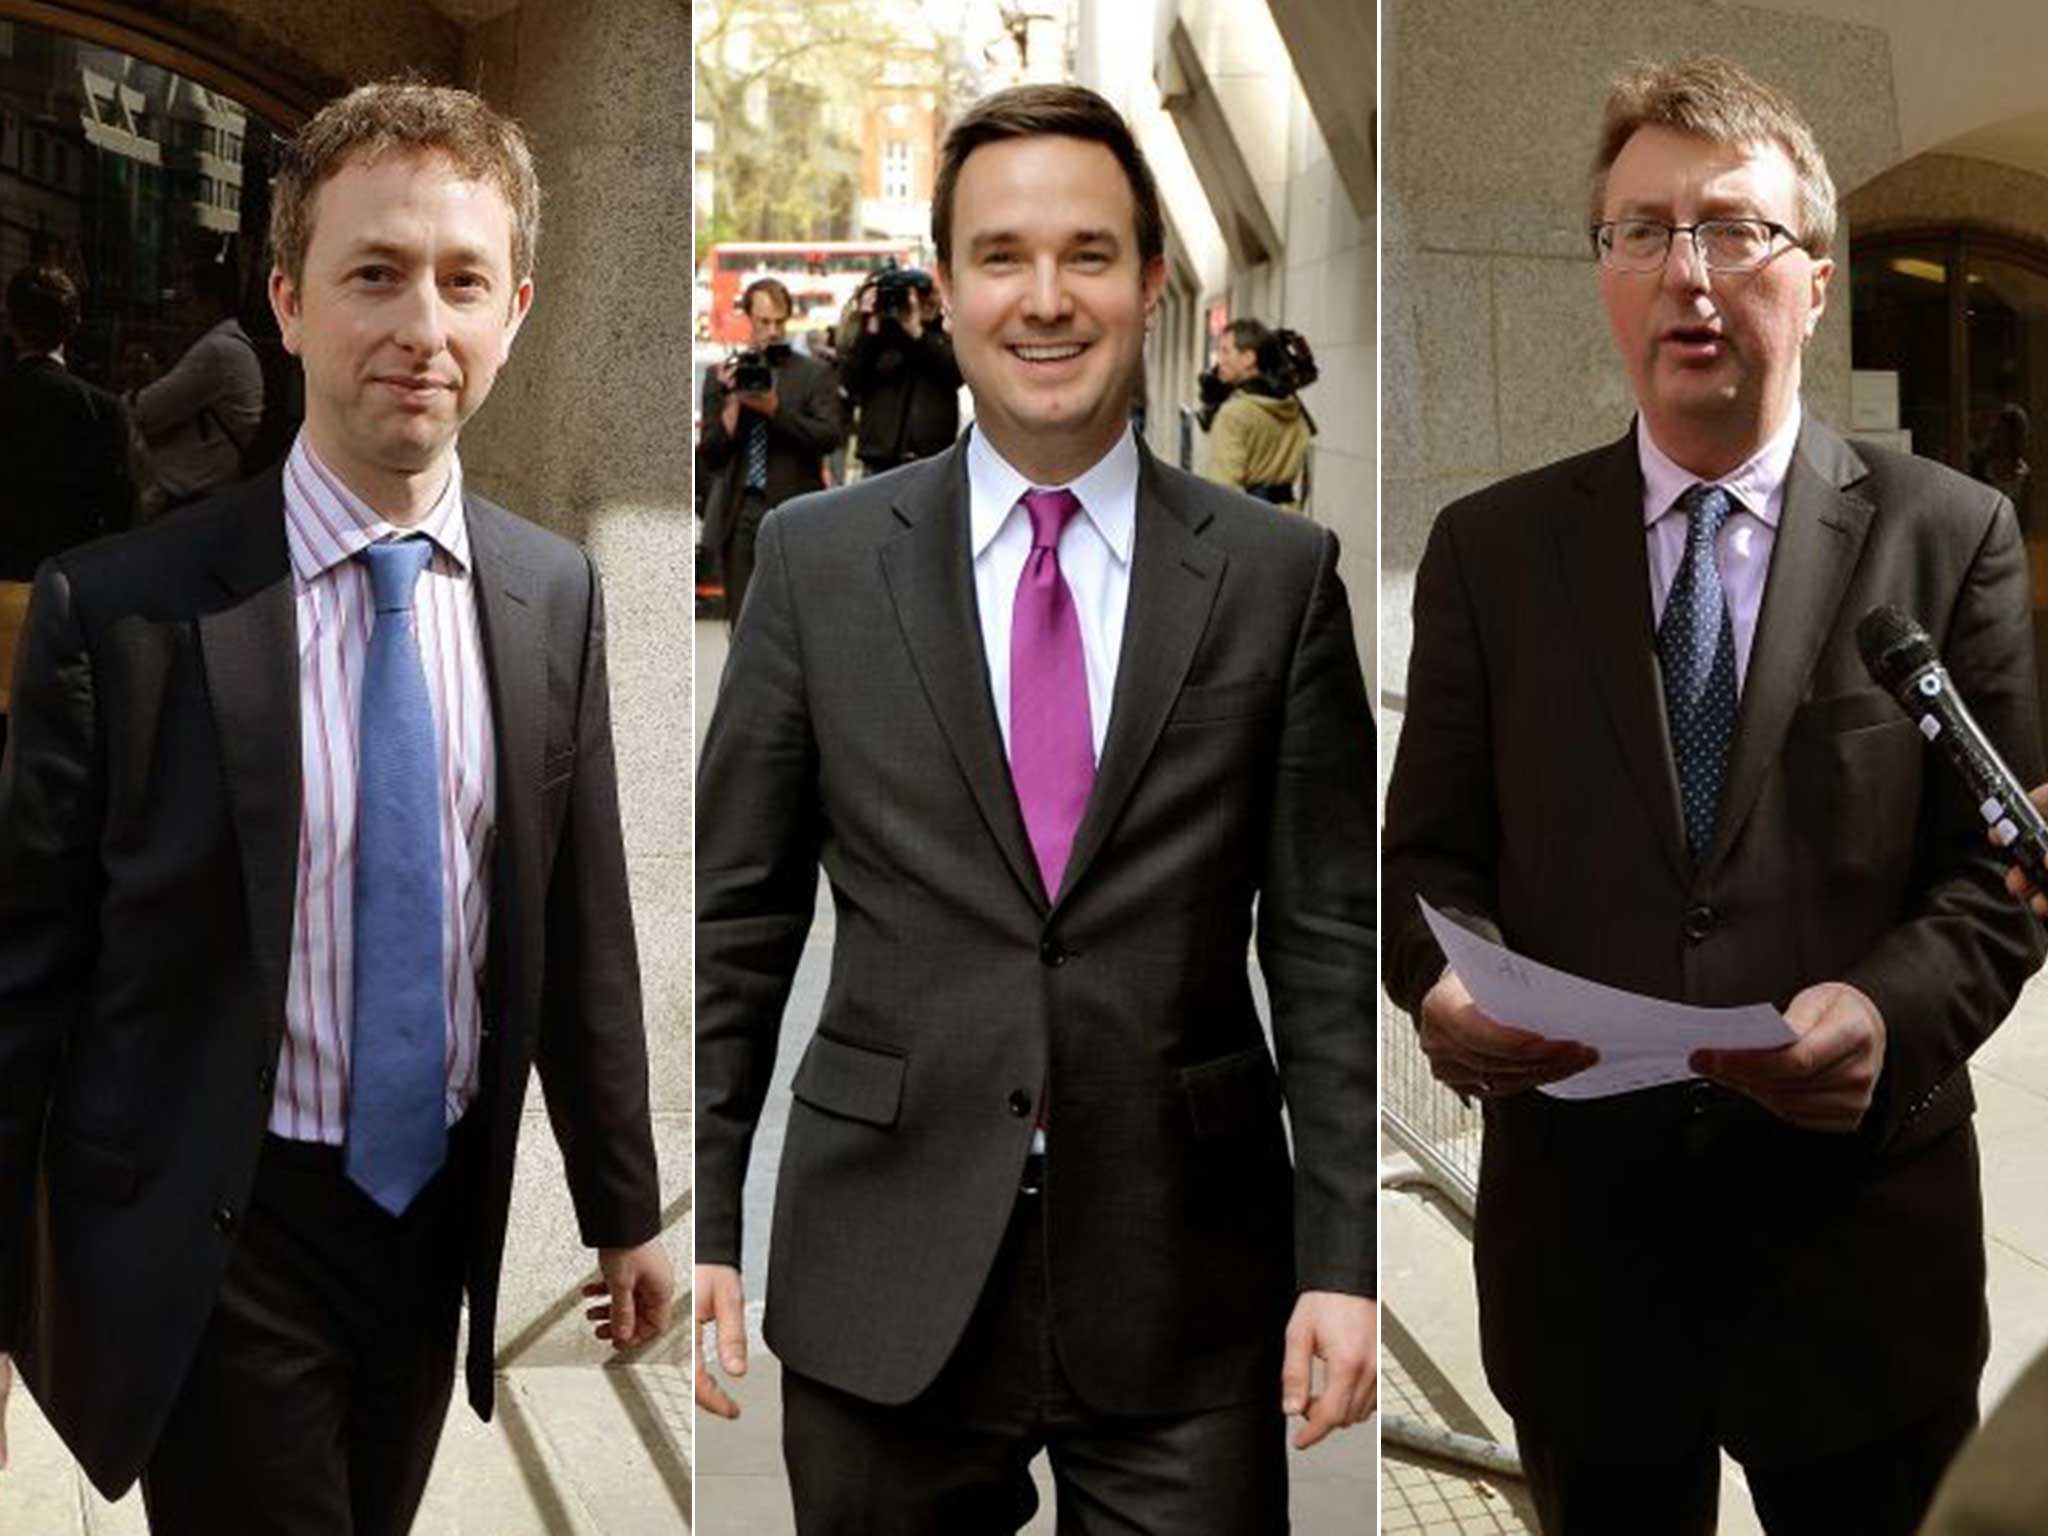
[1167,676,1278,727]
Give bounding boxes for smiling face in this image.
[269,149,532,519]
[934,134,1165,486]
[1598,124,1831,477]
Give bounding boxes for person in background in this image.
[129,255,264,506]
[1201,319,1315,508]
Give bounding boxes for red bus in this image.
[700,240,922,344]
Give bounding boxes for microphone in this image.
[1856,603,2048,874]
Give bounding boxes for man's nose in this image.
[1021,255,1071,323]
[1661,228,1712,291]
[391,274,449,355]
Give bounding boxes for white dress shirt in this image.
[274,434,496,1143]
[968,425,1138,762]
[1639,402,1802,690]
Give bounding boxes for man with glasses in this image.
[1384,56,2043,1535]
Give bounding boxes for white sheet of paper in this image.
[1420,899,1796,1099]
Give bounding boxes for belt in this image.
[1245,480,1294,504]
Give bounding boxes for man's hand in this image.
[1,1351,11,1471]
[735,388,780,420]
[1692,981,1885,1133]
[2002,784,2048,917]
[1281,1293,1378,1450]
[581,1240,676,1351]
[1419,968,1595,1099]
[695,1263,748,1420]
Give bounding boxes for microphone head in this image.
[1857,603,1938,693]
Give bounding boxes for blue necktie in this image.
[1658,484,1739,861]
[347,537,447,1216]
[745,415,769,491]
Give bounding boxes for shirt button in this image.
[213,1205,237,1236]
[1007,1089,1033,1118]
[1683,904,1716,942]
[1039,938,1067,967]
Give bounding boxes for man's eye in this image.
[356,266,396,283]
[1617,221,1664,246]
[1071,250,1111,269]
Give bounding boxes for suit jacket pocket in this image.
[1178,1045,1282,1139]
[791,1030,907,1128]
[48,1125,139,1203]
[1791,687,1903,737]
[1168,676,1277,726]
[542,744,577,791]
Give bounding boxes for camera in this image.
[1255,329,1319,397]
[731,345,787,394]
[872,265,934,321]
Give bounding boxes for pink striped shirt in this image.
[272,434,496,1143]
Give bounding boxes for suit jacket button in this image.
[213,1205,237,1235]
[1039,938,1067,967]
[1007,1089,1033,1118]
[257,1065,275,1094]
[1683,904,1716,942]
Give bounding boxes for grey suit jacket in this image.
[1384,415,2047,1461]
[695,436,1375,1415]
[0,467,660,1497]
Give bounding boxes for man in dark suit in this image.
[697,276,843,622]
[1383,57,2045,1536]
[0,81,672,1529]
[0,264,135,581]
[695,84,1376,1532]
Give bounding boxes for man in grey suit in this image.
[695,84,1376,1532]
[1384,57,2045,1535]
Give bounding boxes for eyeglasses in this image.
[1590,218,1804,273]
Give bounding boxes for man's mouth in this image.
[1662,323,1726,354]
[1007,342,1088,365]
[378,375,455,399]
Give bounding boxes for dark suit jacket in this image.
[697,349,843,549]
[696,437,1376,1416]
[0,355,134,581]
[1383,416,2047,1462]
[0,468,661,1498]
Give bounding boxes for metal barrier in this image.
[1381,989,1523,1480]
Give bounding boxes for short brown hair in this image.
[1592,56,1837,258]
[932,84,1164,270]
[6,266,79,351]
[1224,317,1269,353]
[742,277,792,318]
[270,79,540,290]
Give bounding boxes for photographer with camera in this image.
[700,276,843,620]
[841,265,961,476]
[1198,317,1317,509]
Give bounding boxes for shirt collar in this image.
[282,430,470,584]
[1638,400,1801,529]
[967,425,1139,563]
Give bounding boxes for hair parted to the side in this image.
[6,266,80,351]
[931,84,1164,269]
[270,78,540,291]
[1225,317,1270,353]
[742,276,793,318]
[1592,55,1837,258]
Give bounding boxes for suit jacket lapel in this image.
[195,486,301,1026]
[1703,418,1874,873]
[1555,431,1691,883]
[1054,449,1223,912]
[880,444,1047,909]
[463,496,541,1036]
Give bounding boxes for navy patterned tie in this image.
[347,536,447,1216]
[1658,484,1738,861]
[744,415,769,491]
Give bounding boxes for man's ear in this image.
[1805,255,1834,341]
[933,259,953,322]
[268,267,303,357]
[1141,254,1167,325]
[502,276,535,356]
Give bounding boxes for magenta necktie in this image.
[1010,488,1095,900]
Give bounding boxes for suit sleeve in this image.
[700,366,736,469]
[1381,505,1506,1018]
[533,550,662,1249]
[1843,494,2048,1147]
[771,362,845,459]
[0,562,103,1348]
[693,512,823,1269]
[1256,527,1378,1298]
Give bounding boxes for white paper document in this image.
[1419,899,1796,1100]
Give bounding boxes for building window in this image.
[882,140,912,203]
[1,13,289,470]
